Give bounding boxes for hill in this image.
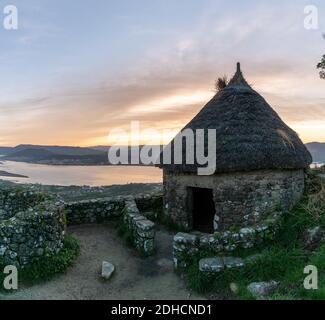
[4,147,108,165]
[12,144,103,156]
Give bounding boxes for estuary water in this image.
[0,161,163,186]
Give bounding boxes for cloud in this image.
[0,0,324,146]
[1,48,324,146]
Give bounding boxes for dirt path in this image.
[0,224,203,300]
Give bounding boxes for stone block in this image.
[223,257,245,269]
[199,256,245,273]
[199,257,224,273]
[174,233,197,245]
[101,261,115,280]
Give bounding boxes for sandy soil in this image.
[0,224,203,300]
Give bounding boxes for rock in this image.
[229,282,239,294]
[239,227,255,236]
[213,214,220,231]
[143,239,154,254]
[303,226,325,249]
[101,261,115,280]
[199,257,224,273]
[0,245,6,256]
[174,233,197,245]
[199,256,245,273]
[247,281,279,299]
[223,257,245,269]
[245,254,263,264]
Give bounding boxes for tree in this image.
[317,55,325,79]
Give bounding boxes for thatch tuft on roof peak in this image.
[227,62,251,89]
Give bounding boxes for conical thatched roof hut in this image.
[159,63,312,233]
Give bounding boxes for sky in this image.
[0,0,324,146]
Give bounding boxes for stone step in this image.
[199,256,245,273]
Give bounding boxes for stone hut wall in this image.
[164,169,305,231]
[0,190,66,268]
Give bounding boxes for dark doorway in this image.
[189,187,215,233]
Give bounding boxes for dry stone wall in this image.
[164,169,305,231]
[0,189,66,268]
[65,197,125,225]
[0,189,162,268]
[65,193,160,256]
[173,210,282,268]
[123,199,155,256]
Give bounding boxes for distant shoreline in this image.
[0,170,28,178]
[1,159,155,167]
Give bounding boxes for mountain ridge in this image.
[0,143,324,165]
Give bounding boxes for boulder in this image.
[101,261,115,280]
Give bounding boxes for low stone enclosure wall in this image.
[0,188,162,268]
[0,189,66,268]
[65,192,162,256]
[123,199,155,255]
[173,210,282,269]
[0,183,286,271]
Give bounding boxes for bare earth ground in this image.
[0,224,203,300]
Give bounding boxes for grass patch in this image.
[113,217,135,248]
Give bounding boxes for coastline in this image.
[0,160,163,188]
[1,159,156,167]
[0,170,28,178]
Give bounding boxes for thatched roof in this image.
[158,63,312,173]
